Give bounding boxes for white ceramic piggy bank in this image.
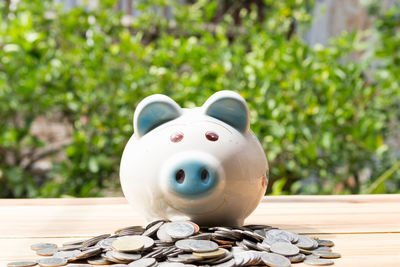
[120,90,268,226]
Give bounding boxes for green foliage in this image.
[0,0,399,197]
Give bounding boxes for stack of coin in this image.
[8,222,340,267]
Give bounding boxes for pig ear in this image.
[202,91,250,133]
[134,94,182,137]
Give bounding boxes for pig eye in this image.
[205,131,219,141]
[170,132,184,143]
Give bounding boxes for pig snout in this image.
[160,151,225,199]
[169,159,217,197]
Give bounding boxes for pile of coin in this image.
[8,221,340,267]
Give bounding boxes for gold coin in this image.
[192,248,226,259]
[111,236,145,252]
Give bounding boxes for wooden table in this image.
[1,195,399,266]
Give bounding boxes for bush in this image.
[0,0,399,197]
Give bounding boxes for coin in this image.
[37,257,67,267]
[287,253,306,263]
[87,255,110,265]
[192,248,226,259]
[57,244,82,251]
[7,262,37,267]
[313,246,332,252]
[62,240,85,246]
[188,233,212,240]
[304,258,334,265]
[261,252,291,267]
[266,230,292,243]
[128,258,157,267]
[212,258,235,267]
[37,248,57,256]
[143,221,164,237]
[157,223,174,243]
[188,240,218,252]
[15,222,341,267]
[112,236,145,252]
[31,243,57,251]
[295,235,315,249]
[53,249,81,260]
[187,221,200,234]
[111,251,141,261]
[103,251,130,264]
[98,238,117,249]
[312,251,341,259]
[316,239,334,247]
[165,222,195,239]
[175,239,194,252]
[270,241,300,256]
[72,247,102,260]
[82,234,110,248]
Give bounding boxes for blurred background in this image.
[0,0,399,198]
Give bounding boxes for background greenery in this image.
[0,0,399,198]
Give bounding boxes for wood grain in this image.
[1,195,399,266]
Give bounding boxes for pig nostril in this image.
[175,169,185,184]
[200,169,210,184]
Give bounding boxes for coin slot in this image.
[201,169,210,184]
[175,169,185,184]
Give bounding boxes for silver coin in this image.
[103,251,130,264]
[157,223,174,242]
[143,221,164,237]
[37,257,67,267]
[57,244,82,251]
[261,252,291,267]
[98,237,117,249]
[175,239,194,252]
[242,239,258,250]
[312,251,341,259]
[187,240,218,252]
[254,229,266,237]
[165,222,195,239]
[37,248,57,256]
[287,253,306,263]
[212,258,235,267]
[313,246,332,252]
[128,258,157,267]
[62,240,85,247]
[295,235,315,249]
[286,231,299,243]
[73,247,102,260]
[304,258,334,265]
[270,241,300,256]
[111,251,142,261]
[256,242,271,252]
[7,262,37,267]
[53,250,81,260]
[263,235,290,246]
[82,234,110,248]
[31,243,57,251]
[266,230,292,242]
[317,239,334,247]
[188,233,212,240]
[86,255,110,265]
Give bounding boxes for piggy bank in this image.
[120,91,268,226]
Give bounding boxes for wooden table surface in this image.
[1,194,399,267]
